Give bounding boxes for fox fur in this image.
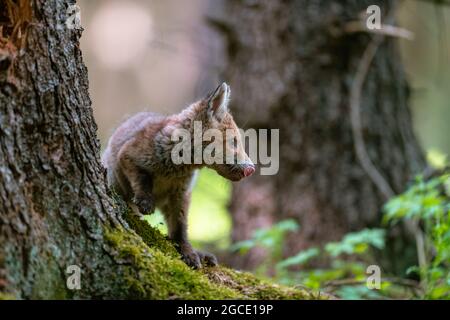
[102,83,255,268]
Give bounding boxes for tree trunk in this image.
[0,0,316,300]
[0,0,132,299]
[212,0,425,271]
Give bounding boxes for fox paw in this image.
[180,246,218,269]
[133,196,155,215]
[195,250,218,267]
[181,248,202,269]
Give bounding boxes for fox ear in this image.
[207,82,230,121]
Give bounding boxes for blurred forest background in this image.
[78,0,449,299]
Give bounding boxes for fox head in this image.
[198,83,255,181]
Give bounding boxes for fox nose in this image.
[243,164,255,177]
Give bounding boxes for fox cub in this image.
[102,83,255,268]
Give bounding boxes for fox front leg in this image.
[132,170,155,215]
[118,153,155,215]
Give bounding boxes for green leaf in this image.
[324,229,385,257]
[276,248,320,269]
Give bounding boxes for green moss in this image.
[106,193,323,299]
[31,254,69,299]
[0,292,16,300]
[202,267,321,300]
[104,226,242,299]
[123,209,179,258]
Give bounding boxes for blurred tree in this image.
[210,0,425,272]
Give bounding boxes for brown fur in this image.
[102,83,254,268]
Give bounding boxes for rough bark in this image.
[0,0,317,299]
[0,0,131,299]
[212,0,425,271]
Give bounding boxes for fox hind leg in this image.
[162,191,217,268]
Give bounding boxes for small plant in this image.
[383,173,450,299]
[276,228,388,299]
[232,222,390,299]
[231,169,450,299]
[324,228,385,257]
[231,219,299,275]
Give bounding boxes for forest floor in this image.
[106,197,327,300]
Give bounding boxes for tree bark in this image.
[0,0,132,299]
[212,0,425,271]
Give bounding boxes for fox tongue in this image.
[243,166,255,177]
